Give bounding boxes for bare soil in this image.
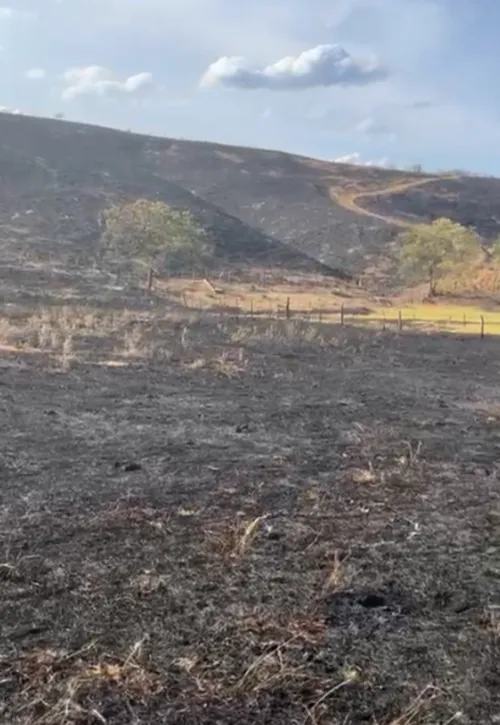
[2,310,500,724]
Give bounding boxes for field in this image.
[2,113,500,724]
[159,276,500,336]
[2,298,500,724]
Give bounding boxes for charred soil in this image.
[1,312,500,724]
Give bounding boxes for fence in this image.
[220,298,497,338]
[178,284,500,338]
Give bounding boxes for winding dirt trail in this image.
[330,174,459,228]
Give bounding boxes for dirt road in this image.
[331,174,459,228]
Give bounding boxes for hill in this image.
[0,112,499,294]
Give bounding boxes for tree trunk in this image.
[428,265,436,297]
[146,266,154,293]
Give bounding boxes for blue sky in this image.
[2,0,500,175]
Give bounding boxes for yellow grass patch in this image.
[362,302,500,335]
[161,275,500,336]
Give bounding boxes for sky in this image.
[1,0,500,175]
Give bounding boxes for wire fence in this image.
[219,299,500,338]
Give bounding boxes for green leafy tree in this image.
[100,199,212,291]
[399,217,481,296]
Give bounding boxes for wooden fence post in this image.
[285,297,291,319]
[398,310,403,332]
[382,312,386,331]
[480,315,485,339]
[340,304,344,326]
[463,313,467,328]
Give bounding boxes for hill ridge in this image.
[0,112,499,291]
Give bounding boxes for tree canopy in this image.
[100,199,212,289]
[399,217,481,295]
[491,236,500,262]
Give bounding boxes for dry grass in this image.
[351,462,377,485]
[363,301,500,336]
[0,305,160,363]
[439,260,500,295]
[185,349,247,377]
[381,686,453,725]
[206,515,268,559]
[160,274,366,320]
[305,673,357,725]
[3,279,498,372]
[232,637,309,697]
[160,273,500,339]
[0,640,163,725]
[229,319,327,346]
[320,550,351,595]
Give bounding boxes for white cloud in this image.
[200,44,388,91]
[60,66,153,100]
[25,67,46,80]
[334,152,390,167]
[0,105,22,114]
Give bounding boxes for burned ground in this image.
[1,113,499,286]
[1,312,500,724]
[359,176,500,240]
[1,113,500,724]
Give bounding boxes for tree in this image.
[100,199,211,291]
[491,236,500,261]
[399,217,481,296]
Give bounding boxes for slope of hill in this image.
[0,114,334,278]
[358,175,500,239]
[0,112,499,292]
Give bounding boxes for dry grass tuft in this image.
[232,637,308,696]
[305,674,357,725]
[185,350,247,377]
[230,319,326,346]
[351,462,377,484]
[0,305,163,364]
[321,550,351,595]
[0,640,162,725]
[120,324,156,359]
[206,515,268,559]
[383,685,444,725]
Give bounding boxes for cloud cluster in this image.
[0,105,22,115]
[334,152,390,168]
[201,44,387,91]
[61,66,153,100]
